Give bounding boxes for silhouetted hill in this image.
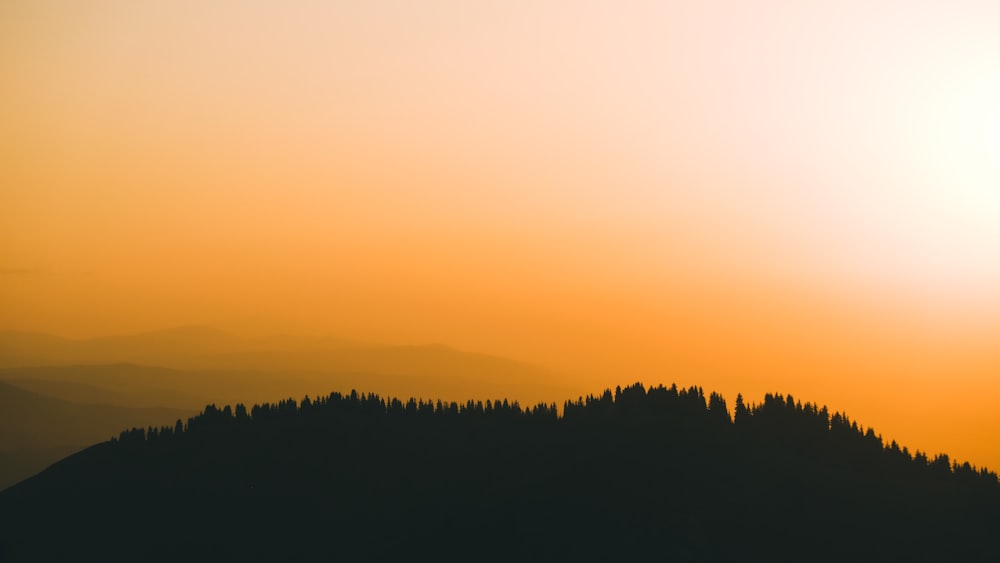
[0,383,996,562]
[0,445,85,497]
[0,381,194,490]
[0,326,577,493]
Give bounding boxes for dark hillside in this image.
[0,381,195,491]
[0,383,996,562]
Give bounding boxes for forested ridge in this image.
[1,383,997,562]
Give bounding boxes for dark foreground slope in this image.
[0,381,195,490]
[0,384,997,562]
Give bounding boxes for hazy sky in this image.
[3,1,1000,467]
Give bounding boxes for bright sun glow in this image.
[844,61,1000,301]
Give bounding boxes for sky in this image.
[3,1,1000,467]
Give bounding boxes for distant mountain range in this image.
[0,326,570,392]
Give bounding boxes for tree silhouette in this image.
[0,382,996,563]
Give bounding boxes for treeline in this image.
[5,382,1000,562]
[117,382,997,487]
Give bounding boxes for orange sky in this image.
[3,1,1000,469]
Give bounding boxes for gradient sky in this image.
[3,1,1000,468]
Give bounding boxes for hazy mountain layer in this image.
[0,327,551,383]
[0,381,192,451]
[0,327,578,405]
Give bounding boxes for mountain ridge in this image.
[1,382,995,562]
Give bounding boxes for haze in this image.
[3,1,1000,470]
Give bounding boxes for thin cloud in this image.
[0,268,94,277]
[0,267,47,276]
